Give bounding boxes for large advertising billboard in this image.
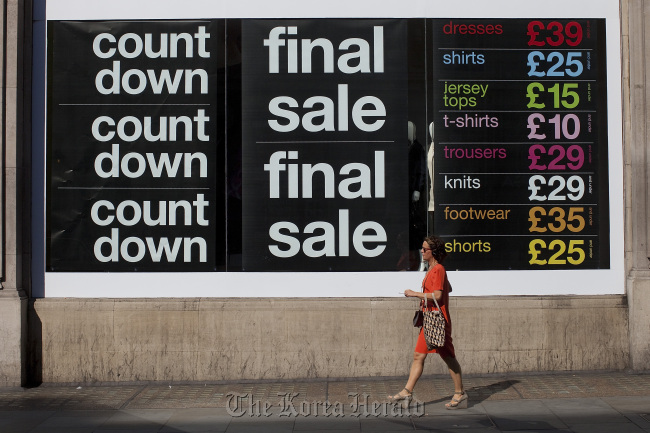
[36,0,624,297]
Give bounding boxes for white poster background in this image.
[40,0,624,297]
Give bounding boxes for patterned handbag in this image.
[422,295,446,350]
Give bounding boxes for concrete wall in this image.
[0,0,29,387]
[623,0,650,371]
[30,296,628,384]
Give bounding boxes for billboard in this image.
[36,0,624,296]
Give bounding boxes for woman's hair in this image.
[424,236,448,263]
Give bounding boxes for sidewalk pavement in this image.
[1,371,649,433]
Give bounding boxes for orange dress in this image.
[414,263,455,357]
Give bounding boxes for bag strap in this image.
[425,294,447,323]
[421,269,447,323]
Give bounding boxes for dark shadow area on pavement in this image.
[422,379,520,408]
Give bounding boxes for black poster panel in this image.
[242,19,408,271]
[47,20,224,271]
[431,18,609,270]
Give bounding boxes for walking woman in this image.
[389,236,467,409]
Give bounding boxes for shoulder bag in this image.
[422,295,446,350]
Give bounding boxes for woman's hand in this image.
[404,289,418,298]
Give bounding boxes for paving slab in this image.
[222,420,295,433]
[159,407,232,432]
[293,416,360,430]
[283,430,360,433]
[568,423,647,433]
[502,430,572,433]
[624,414,650,431]
[29,410,113,430]
[91,430,161,433]
[28,428,97,433]
[542,397,632,426]
[95,409,175,430]
[481,398,558,415]
[411,413,495,430]
[358,417,414,430]
[601,396,650,414]
[0,410,56,433]
[0,386,143,410]
[483,399,568,430]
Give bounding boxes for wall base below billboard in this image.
[628,270,650,371]
[27,295,629,384]
[0,292,28,387]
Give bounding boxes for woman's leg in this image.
[405,352,427,392]
[442,355,465,406]
[390,351,427,399]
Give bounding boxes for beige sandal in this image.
[445,390,468,409]
[388,387,413,403]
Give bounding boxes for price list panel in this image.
[433,19,610,270]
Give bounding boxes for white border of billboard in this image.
[40,0,624,297]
